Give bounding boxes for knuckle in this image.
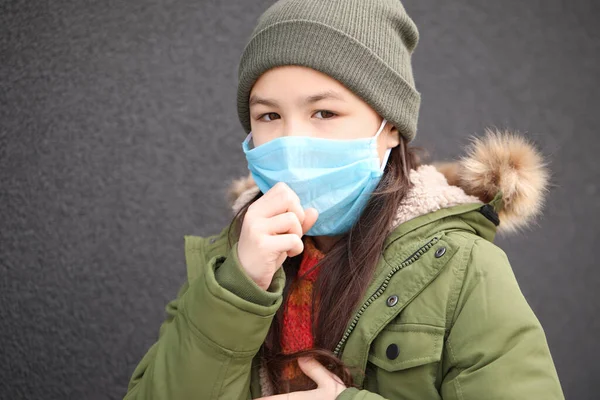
[277,184,295,201]
[246,202,257,216]
[242,213,255,229]
[255,236,268,252]
[287,188,300,203]
[280,189,293,204]
[285,211,297,225]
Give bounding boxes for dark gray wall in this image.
[1,1,598,399]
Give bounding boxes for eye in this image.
[258,112,281,122]
[314,110,337,119]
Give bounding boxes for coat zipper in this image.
[333,236,440,357]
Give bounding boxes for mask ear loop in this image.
[374,118,388,139]
[380,147,392,172]
[242,132,253,150]
[374,119,391,172]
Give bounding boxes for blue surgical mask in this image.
[242,118,391,236]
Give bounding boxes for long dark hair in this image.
[226,136,420,394]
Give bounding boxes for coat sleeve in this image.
[440,239,565,400]
[123,240,286,400]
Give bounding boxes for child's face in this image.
[248,65,400,164]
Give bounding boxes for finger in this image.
[257,182,306,222]
[301,207,319,235]
[297,357,333,388]
[263,234,304,258]
[271,184,305,224]
[266,212,303,238]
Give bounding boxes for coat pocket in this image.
[365,323,446,398]
[368,323,445,371]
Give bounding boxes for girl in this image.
[125,0,564,399]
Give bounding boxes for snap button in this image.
[386,295,398,307]
[386,343,399,360]
[434,247,446,258]
[209,237,217,244]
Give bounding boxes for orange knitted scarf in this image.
[280,235,325,383]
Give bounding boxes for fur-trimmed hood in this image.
[226,128,549,235]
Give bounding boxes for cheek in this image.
[252,136,272,148]
[335,117,374,140]
[251,129,280,147]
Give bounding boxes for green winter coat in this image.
[124,134,564,400]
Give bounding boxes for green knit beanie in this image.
[236,0,421,142]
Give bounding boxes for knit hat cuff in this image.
[237,20,421,142]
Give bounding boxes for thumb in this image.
[297,357,331,388]
[301,208,319,234]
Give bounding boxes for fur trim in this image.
[435,128,549,233]
[391,165,481,229]
[227,130,549,234]
[227,174,260,215]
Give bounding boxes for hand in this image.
[237,182,319,290]
[257,357,347,400]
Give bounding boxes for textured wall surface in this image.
[1,0,598,399]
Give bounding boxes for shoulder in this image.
[451,232,516,288]
[444,230,512,275]
[420,230,521,328]
[443,230,517,296]
[444,231,535,330]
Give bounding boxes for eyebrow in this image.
[249,90,346,108]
